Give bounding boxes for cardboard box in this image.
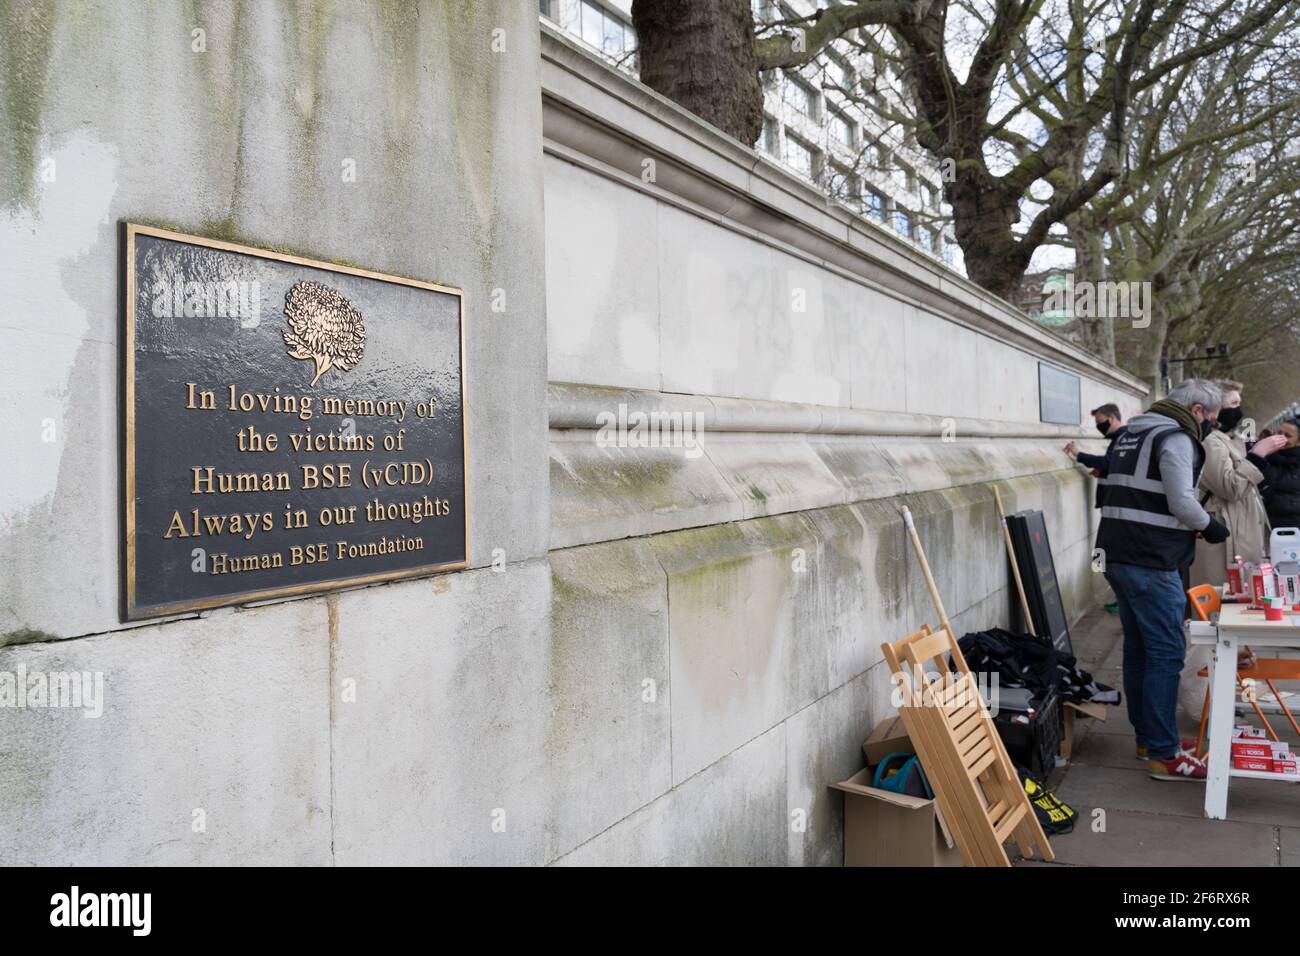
[1231,740,1277,758]
[1233,755,1273,772]
[862,715,912,766]
[1278,562,1300,606]
[831,768,963,867]
[1061,700,1108,761]
[1232,753,1300,774]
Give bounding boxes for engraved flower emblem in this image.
[282,280,367,386]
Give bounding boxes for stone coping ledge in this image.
[548,381,1096,440]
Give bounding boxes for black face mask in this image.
[1218,407,1244,433]
[1200,418,1214,439]
[1096,420,1112,436]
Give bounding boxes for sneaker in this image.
[1136,739,1197,761]
[1147,750,1207,781]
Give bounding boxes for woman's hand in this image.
[1253,434,1289,457]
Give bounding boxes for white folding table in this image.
[1190,603,1300,819]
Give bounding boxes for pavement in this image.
[1018,606,1300,867]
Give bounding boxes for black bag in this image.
[1016,764,1075,835]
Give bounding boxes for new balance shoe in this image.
[1136,739,1197,761]
[1147,750,1207,781]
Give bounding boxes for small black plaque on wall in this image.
[122,223,467,620]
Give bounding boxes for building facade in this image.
[540,0,960,270]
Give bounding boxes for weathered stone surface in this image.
[545,156,663,392]
[764,253,854,407]
[553,723,788,866]
[903,306,981,418]
[0,599,331,865]
[655,206,856,407]
[549,432,742,549]
[810,439,908,503]
[785,669,875,866]
[975,334,1041,424]
[848,287,908,413]
[546,539,672,858]
[703,435,846,519]
[650,514,819,783]
[657,203,779,401]
[804,501,908,685]
[865,658,904,728]
[330,562,552,866]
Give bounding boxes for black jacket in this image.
[1264,445,1300,531]
[1079,426,1125,508]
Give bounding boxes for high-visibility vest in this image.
[1096,423,1205,571]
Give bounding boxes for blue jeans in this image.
[1103,562,1187,759]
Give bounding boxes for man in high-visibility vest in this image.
[1096,379,1230,782]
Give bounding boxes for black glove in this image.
[1202,517,1230,544]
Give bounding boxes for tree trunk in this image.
[1118,301,1169,397]
[945,170,1028,300]
[632,0,763,146]
[1068,219,1116,363]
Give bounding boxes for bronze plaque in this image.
[122,223,467,620]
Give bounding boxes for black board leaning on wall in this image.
[1006,511,1073,656]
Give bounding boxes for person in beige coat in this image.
[1190,380,1288,587]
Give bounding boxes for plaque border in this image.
[121,222,469,621]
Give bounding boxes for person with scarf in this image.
[1096,380,1229,782]
[1190,380,1287,588]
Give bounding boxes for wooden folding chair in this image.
[882,623,1055,867]
[1190,584,1300,757]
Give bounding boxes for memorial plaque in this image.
[1038,361,1082,426]
[122,223,467,620]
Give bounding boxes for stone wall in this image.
[544,386,1108,864]
[0,4,1147,866]
[0,0,550,865]
[536,26,1147,864]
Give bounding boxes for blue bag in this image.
[871,751,934,799]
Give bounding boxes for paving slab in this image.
[1070,622,1120,668]
[1067,727,1147,770]
[1054,763,1300,828]
[1086,714,1139,737]
[1091,667,1123,686]
[1033,807,1279,867]
[1279,827,1300,866]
